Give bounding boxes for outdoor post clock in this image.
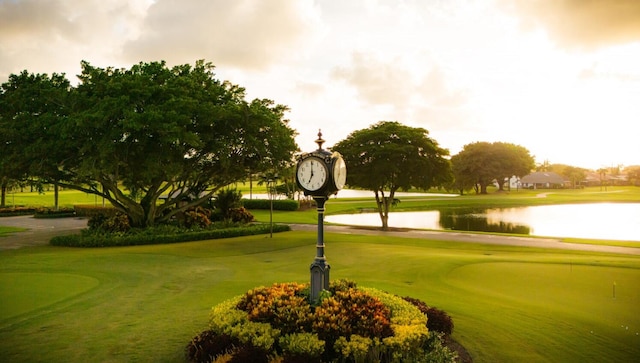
[296,130,347,303]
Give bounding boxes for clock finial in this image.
[315,129,325,150]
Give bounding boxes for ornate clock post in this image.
[296,130,347,303]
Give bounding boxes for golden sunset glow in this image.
[1,0,639,169]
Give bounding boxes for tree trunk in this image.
[382,198,390,231]
[54,181,59,211]
[374,190,395,231]
[0,179,6,207]
[480,183,488,194]
[374,190,388,231]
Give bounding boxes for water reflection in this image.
[439,209,531,234]
[326,203,640,241]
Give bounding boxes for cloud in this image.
[331,52,415,107]
[501,0,640,49]
[418,67,468,108]
[331,53,469,131]
[0,0,149,80]
[122,0,322,70]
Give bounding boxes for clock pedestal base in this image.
[310,259,330,303]
[310,196,330,303]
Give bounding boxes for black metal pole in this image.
[268,179,273,238]
[310,196,330,303]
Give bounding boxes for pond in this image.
[325,203,640,242]
[244,189,458,199]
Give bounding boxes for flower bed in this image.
[187,280,457,363]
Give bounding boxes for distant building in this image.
[520,172,567,189]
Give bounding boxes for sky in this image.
[1,0,640,171]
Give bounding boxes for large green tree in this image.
[451,141,534,194]
[332,121,451,230]
[559,165,588,188]
[3,60,298,227]
[491,142,536,191]
[0,71,72,208]
[450,142,495,194]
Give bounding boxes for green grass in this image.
[0,226,26,236]
[0,232,638,362]
[2,189,99,208]
[1,185,639,361]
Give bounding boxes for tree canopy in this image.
[332,121,451,230]
[0,71,72,207]
[451,141,535,194]
[0,60,298,226]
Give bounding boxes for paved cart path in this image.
[1,215,639,255]
[0,215,88,250]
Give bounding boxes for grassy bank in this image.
[0,232,638,362]
[0,226,26,236]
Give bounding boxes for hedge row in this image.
[34,207,76,219]
[0,207,37,217]
[1,206,77,218]
[50,223,291,247]
[73,205,119,218]
[242,198,299,211]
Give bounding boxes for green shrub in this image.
[74,205,118,218]
[213,189,243,220]
[279,332,325,359]
[87,213,131,233]
[0,206,36,217]
[238,283,312,335]
[180,207,212,229]
[228,207,254,224]
[50,223,291,247]
[242,199,299,211]
[334,334,382,363]
[33,207,76,218]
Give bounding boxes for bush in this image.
[242,199,299,211]
[50,223,291,247]
[74,205,119,218]
[87,213,131,233]
[34,207,76,218]
[402,296,454,336]
[0,206,36,217]
[228,207,254,223]
[188,280,457,363]
[186,331,239,363]
[180,207,212,229]
[213,189,243,220]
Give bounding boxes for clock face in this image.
[297,157,328,192]
[333,157,347,190]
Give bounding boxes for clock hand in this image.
[308,162,314,183]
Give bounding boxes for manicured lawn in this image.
[1,232,638,362]
[0,226,26,236]
[1,186,639,362]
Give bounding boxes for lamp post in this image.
[268,179,273,238]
